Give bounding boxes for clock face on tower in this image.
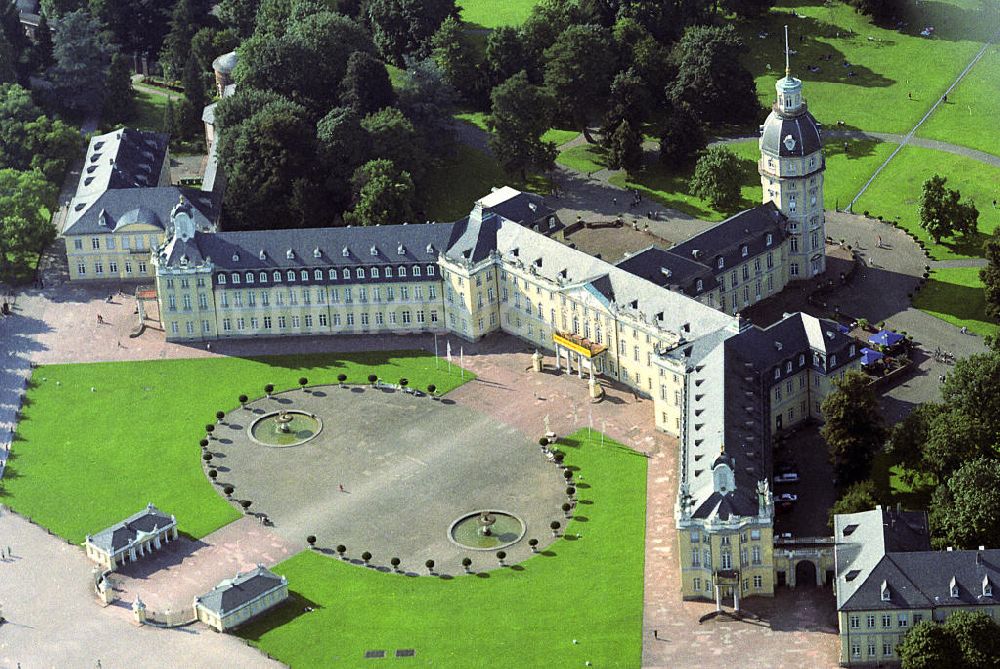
[783,135,797,152]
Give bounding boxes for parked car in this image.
[776,463,797,475]
[775,472,800,483]
[776,493,798,503]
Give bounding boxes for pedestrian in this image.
[908,91,912,100]
[116,340,122,348]
[653,629,659,639]
[876,235,882,248]
[96,314,103,324]
[339,484,345,493]
[993,199,996,209]
[612,197,617,206]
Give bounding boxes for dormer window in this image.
[328,269,337,280]
[259,272,267,283]
[413,266,421,277]
[258,250,266,260]
[741,245,748,257]
[774,368,780,380]
[785,361,792,373]
[231,273,240,284]
[232,253,240,262]
[426,244,434,253]
[881,580,891,601]
[314,269,322,280]
[342,247,349,257]
[398,243,405,255]
[356,268,364,279]
[399,266,407,277]
[218,274,226,285]
[850,344,856,357]
[766,233,773,246]
[300,270,308,281]
[287,270,295,281]
[831,354,837,367]
[273,271,281,282]
[798,354,805,366]
[286,249,295,260]
[313,248,321,258]
[342,268,349,279]
[427,265,435,276]
[717,257,724,269]
[371,245,378,256]
[371,267,380,278]
[385,267,393,277]
[984,575,992,597]
[951,576,959,598]
[245,272,254,284]
[696,279,703,291]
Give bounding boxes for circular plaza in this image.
[208,384,568,573]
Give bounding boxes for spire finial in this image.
[784,25,790,77]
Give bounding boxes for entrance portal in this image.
[795,560,818,587]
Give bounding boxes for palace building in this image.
[84,503,178,571]
[65,49,847,604]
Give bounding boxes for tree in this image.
[307,535,317,547]
[339,51,394,116]
[425,558,435,573]
[723,0,776,18]
[240,499,252,512]
[604,68,651,132]
[930,458,1000,550]
[920,174,980,243]
[367,373,378,385]
[659,103,705,166]
[982,230,1000,322]
[264,383,275,397]
[364,0,457,66]
[942,610,1000,669]
[217,0,262,38]
[488,71,556,181]
[484,26,530,88]
[361,550,372,564]
[496,550,506,565]
[941,351,1000,439]
[543,24,616,139]
[191,27,239,74]
[430,15,481,102]
[668,25,759,125]
[215,410,225,423]
[920,174,979,242]
[344,159,416,228]
[920,407,993,481]
[550,520,561,536]
[886,402,939,472]
[89,0,175,57]
[47,9,112,114]
[336,544,347,558]
[605,119,642,173]
[337,373,348,386]
[898,620,962,669]
[0,169,58,277]
[395,57,456,159]
[361,107,423,183]
[102,52,134,126]
[828,480,880,528]
[0,85,82,179]
[238,394,249,408]
[34,13,56,72]
[180,53,207,139]
[0,32,15,85]
[689,146,746,212]
[160,0,204,81]
[390,556,401,570]
[848,0,901,22]
[0,0,30,82]
[218,98,316,230]
[461,556,472,572]
[427,383,436,395]
[162,95,178,136]
[820,370,887,487]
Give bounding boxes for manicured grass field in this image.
[555,143,608,175]
[3,352,473,544]
[424,144,550,221]
[609,141,762,221]
[458,0,538,28]
[913,266,997,336]
[853,146,1000,260]
[870,450,937,511]
[742,0,993,134]
[918,45,1000,157]
[454,110,578,147]
[127,87,186,133]
[239,429,647,668]
[821,137,897,211]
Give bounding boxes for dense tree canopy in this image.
[930,458,1000,550]
[484,26,530,89]
[898,621,963,669]
[102,52,134,126]
[543,24,616,137]
[820,369,887,486]
[217,0,262,38]
[364,0,457,66]
[361,106,423,184]
[982,231,1000,322]
[316,106,371,210]
[943,611,1000,669]
[340,50,395,116]
[0,84,82,181]
[605,119,642,173]
[430,15,481,102]
[0,169,58,277]
[488,71,556,181]
[89,0,174,56]
[47,9,112,114]
[0,0,31,82]
[828,480,881,528]
[345,158,416,227]
[689,146,746,212]
[659,103,705,165]
[668,25,759,125]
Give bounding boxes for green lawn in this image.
[424,145,550,221]
[458,0,538,28]
[455,111,578,147]
[129,88,177,132]
[609,141,762,221]
[239,428,647,668]
[741,0,994,134]
[870,450,937,511]
[853,146,1000,260]
[914,266,998,337]
[3,352,473,544]
[543,128,580,146]
[821,137,898,211]
[555,143,609,175]
[918,45,1000,157]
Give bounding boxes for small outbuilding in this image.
[194,565,289,632]
[84,503,178,571]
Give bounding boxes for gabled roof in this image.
[477,186,562,234]
[74,128,169,200]
[729,312,858,382]
[87,503,174,555]
[670,203,787,280]
[64,187,215,236]
[615,246,715,298]
[196,565,286,616]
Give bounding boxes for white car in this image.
[776,493,798,503]
[775,472,800,483]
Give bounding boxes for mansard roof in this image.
[64,187,215,236]
[87,503,174,555]
[196,565,286,615]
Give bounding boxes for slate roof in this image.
[75,128,169,198]
[64,187,215,236]
[760,108,823,158]
[615,246,716,298]
[478,186,563,234]
[87,503,174,555]
[196,565,286,616]
[669,204,787,281]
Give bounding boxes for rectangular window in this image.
[753,575,762,589]
[304,315,313,327]
[171,321,179,335]
[91,237,100,250]
[360,313,369,326]
[389,312,397,325]
[237,318,245,330]
[898,614,908,628]
[849,616,860,629]
[867,615,876,628]
[882,614,892,628]
[278,316,287,328]
[346,313,354,326]
[124,262,132,274]
[319,313,328,326]
[263,316,272,329]
[333,314,341,327]
[693,577,701,592]
[94,262,104,274]
[222,318,231,332]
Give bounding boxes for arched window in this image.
[259,272,267,283]
[696,279,703,291]
[314,269,322,280]
[356,268,364,279]
[217,274,226,284]
[273,271,281,282]
[287,270,295,281]
[717,257,724,269]
[399,266,407,277]
[245,272,254,283]
[342,268,349,279]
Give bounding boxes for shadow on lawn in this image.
[237,591,324,642]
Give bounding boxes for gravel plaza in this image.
[213,384,567,574]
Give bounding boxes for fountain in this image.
[249,410,323,447]
[449,510,525,550]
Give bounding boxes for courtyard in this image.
[214,384,567,574]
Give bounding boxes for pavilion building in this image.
[84,503,178,571]
[194,565,289,632]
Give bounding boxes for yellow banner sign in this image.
[553,332,598,358]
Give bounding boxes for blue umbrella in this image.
[860,347,884,366]
[868,330,904,347]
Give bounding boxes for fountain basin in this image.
[448,510,525,551]
[249,411,322,447]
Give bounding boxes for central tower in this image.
[759,27,826,279]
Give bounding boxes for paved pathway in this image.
[112,516,295,617]
[0,508,281,668]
